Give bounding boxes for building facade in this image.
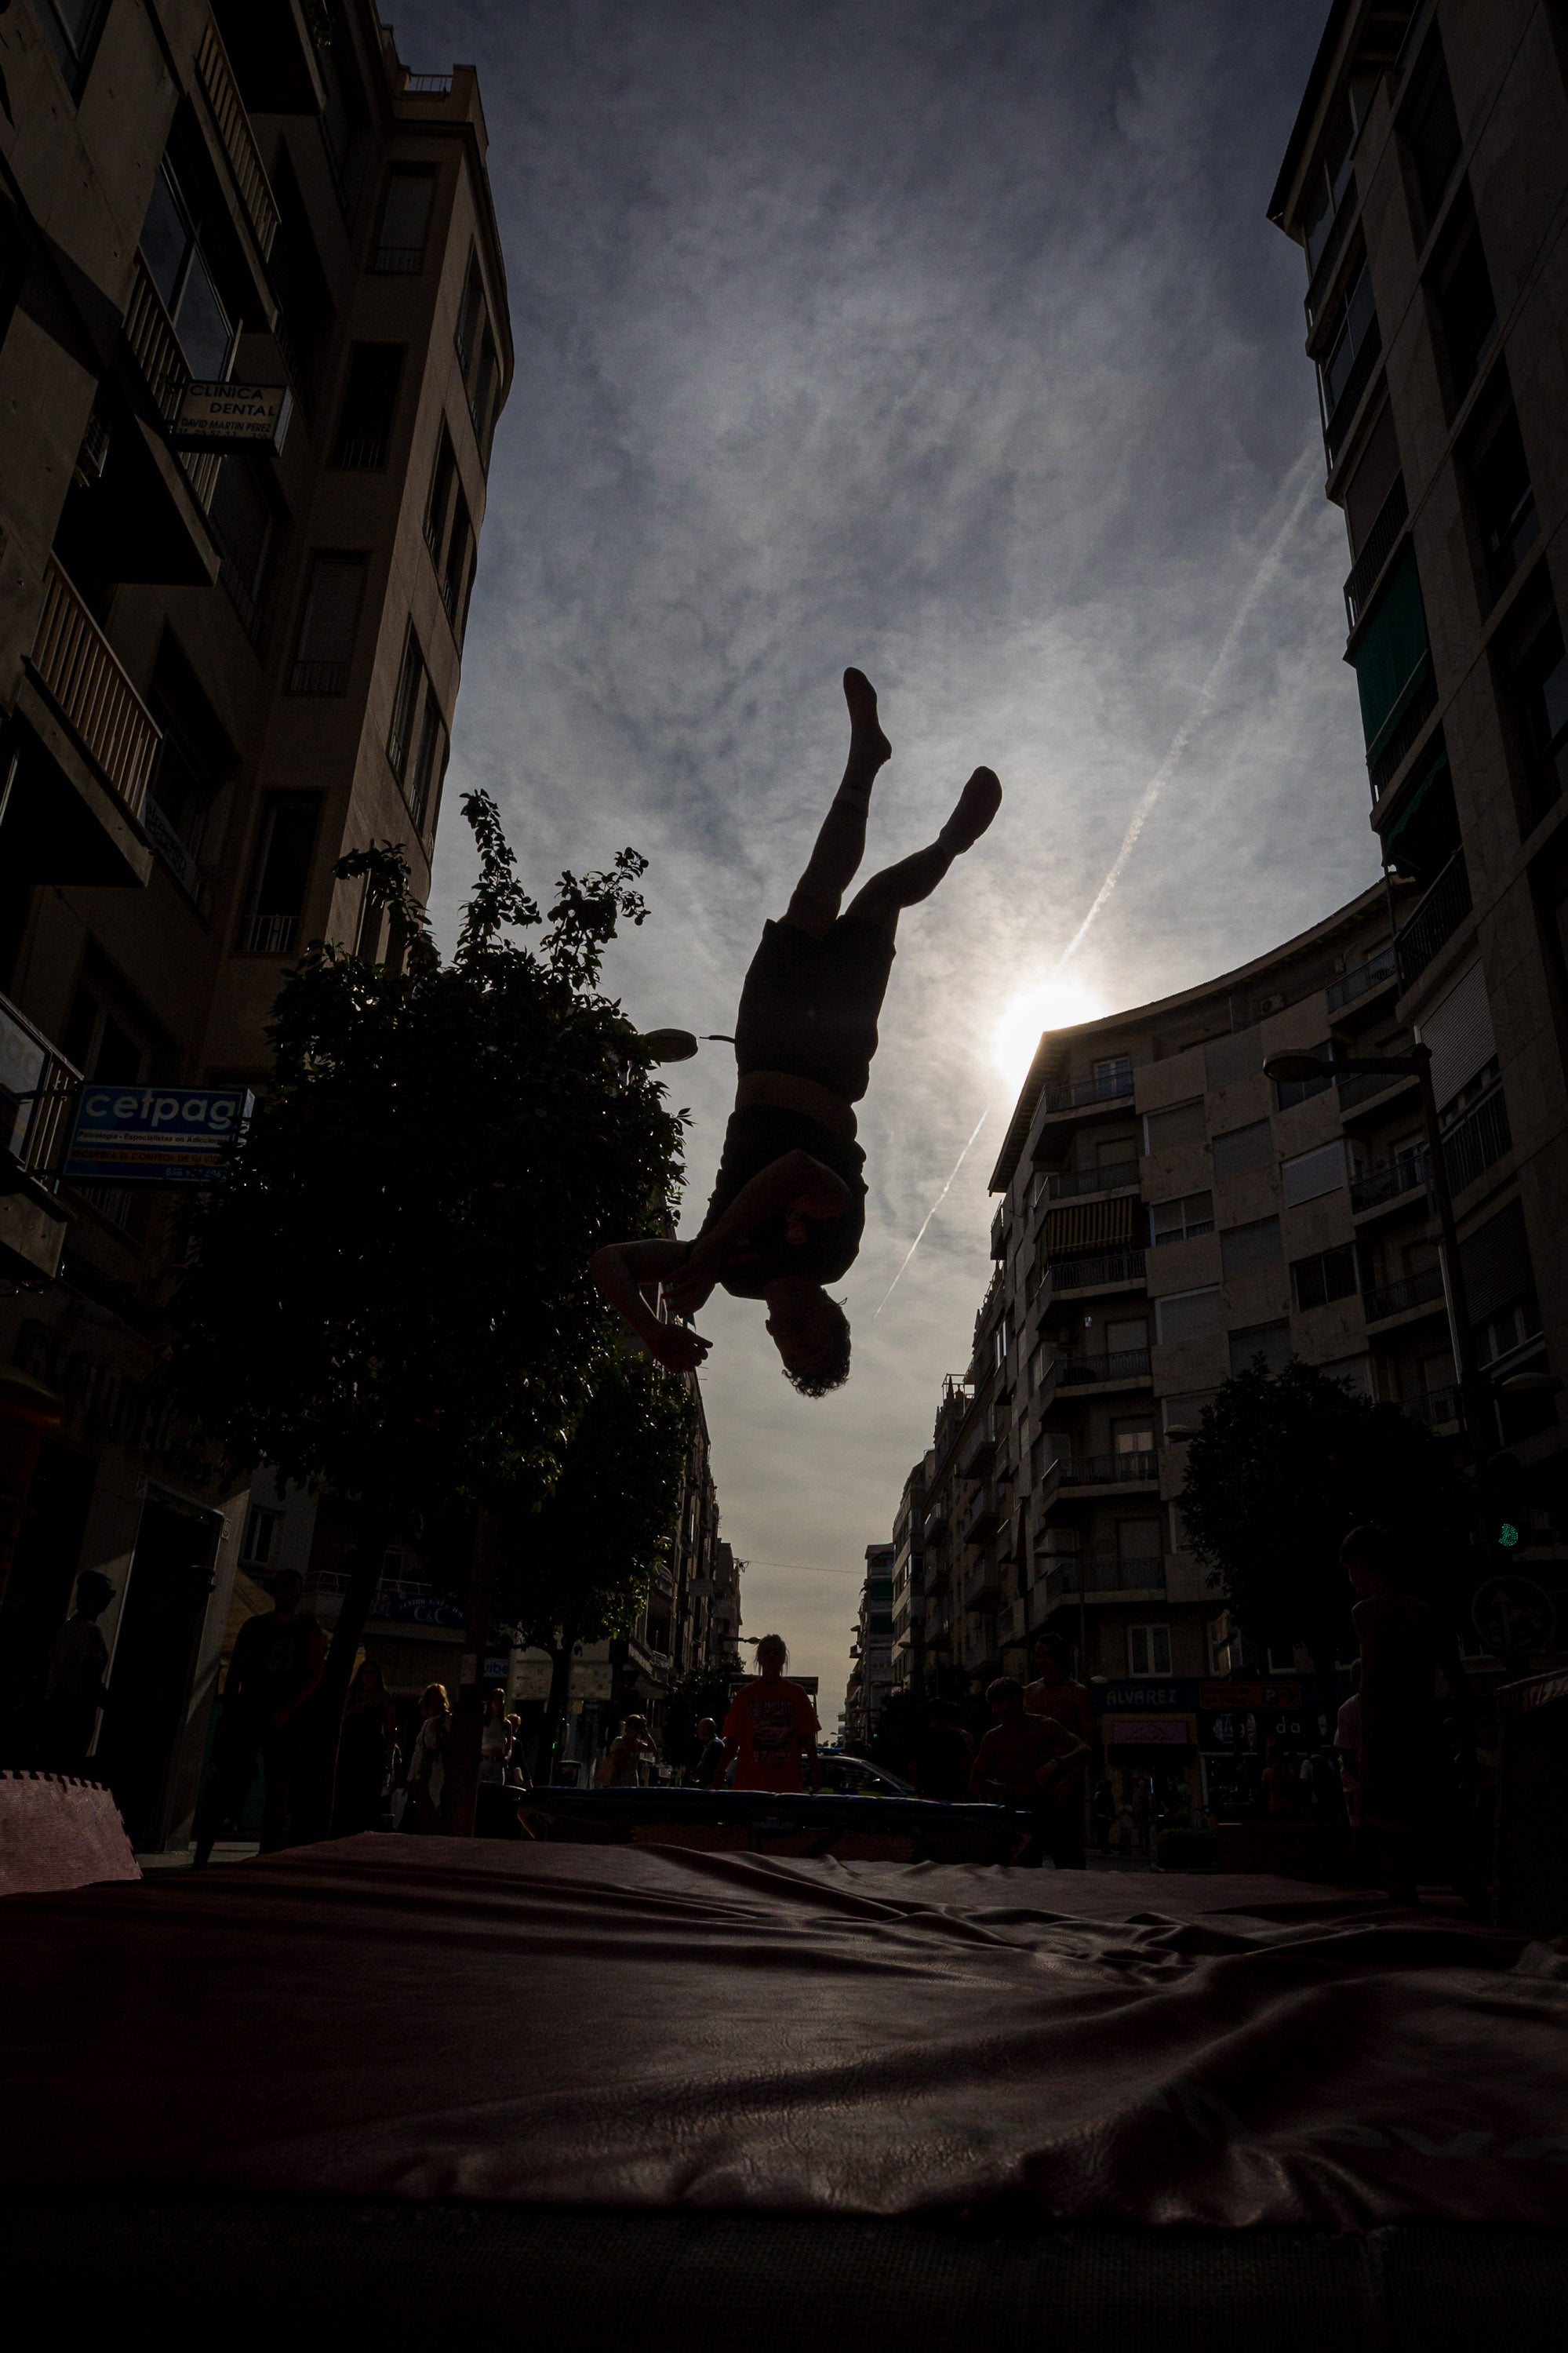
[1268,0,1567,1540]
[842,1540,894,1751]
[0,0,511,1849]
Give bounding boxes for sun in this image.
[992,973,1107,1091]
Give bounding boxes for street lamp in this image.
[1261,1042,1493,1453]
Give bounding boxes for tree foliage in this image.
[660,1661,739,1775]
[1179,1358,1474,1679]
[166,792,686,1545]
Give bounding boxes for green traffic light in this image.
[1498,1522,1521,1549]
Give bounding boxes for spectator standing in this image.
[1261,1740,1299,1818]
[335,1659,398,1835]
[478,1686,513,1785]
[194,1569,326,1865]
[970,1677,1090,1866]
[405,1682,453,1833]
[598,1712,658,1787]
[693,1715,729,1787]
[722,1635,820,1793]
[39,1570,115,1773]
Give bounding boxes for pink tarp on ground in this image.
[0,1771,139,1897]
[4,1835,1566,2229]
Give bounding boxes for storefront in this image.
[1093,1676,1343,1824]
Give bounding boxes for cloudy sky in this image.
[402,0,1377,1718]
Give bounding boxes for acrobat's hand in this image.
[646,1322,711,1376]
[661,1261,716,1315]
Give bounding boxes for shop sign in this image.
[1200,1679,1301,1710]
[64,1085,253,1185]
[1104,1714,1193,1747]
[172,379,293,455]
[1094,1680,1204,1712]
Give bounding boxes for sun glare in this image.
[992,974,1107,1091]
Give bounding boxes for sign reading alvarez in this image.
[66,1086,253,1187]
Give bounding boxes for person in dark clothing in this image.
[591,668,1002,1396]
[693,1715,729,1788]
[912,1700,975,1802]
[333,1658,398,1835]
[193,1569,326,1866]
[39,1569,115,1773]
[970,1677,1090,1866]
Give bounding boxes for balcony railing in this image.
[1043,1070,1134,1114]
[0,992,82,1181]
[1050,1248,1146,1293]
[1046,1555,1166,1595]
[1304,176,1358,329]
[1336,1064,1417,1114]
[1399,1387,1462,1431]
[122,254,220,508]
[1442,1085,1511,1195]
[402,71,454,95]
[1323,316,1382,467]
[1364,1264,1446,1324]
[1343,475,1408,630]
[962,1486,1000,1544]
[1350,1148,1428,1213]
[1045,1158,1140,1201]
[1326,941,1398,1013]
[1060,1349,1152,1386]
[1396,848,1471,987]
[196,20,280,259]
[1368,656,1438,799]
[1059,1450,1159,1487]
[29,558,162,819]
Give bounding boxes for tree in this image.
[501,1354,695,1783]
[661,1660,739,1780]
[167,792,687,1831]
[1179,1358,1474,1697]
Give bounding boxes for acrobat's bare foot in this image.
[940,766,1002,853]
[843,667,892,776]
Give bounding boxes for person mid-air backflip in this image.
[591,669,1001,1395]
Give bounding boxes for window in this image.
[456,252,501,462]
[1352,544,1431,776]
[1091,1055,1132,1098]
[269,151,333,406]
[371,166,436,273]
[331,344,404,469]
[1143,1099,1206,1156]
[1126,1624,1172,1678]
[1151,1191,1213,1246]
[1162,1394,1213,1443]
[242,1504,282,1569]
[1467,391,1538,598]
[318,7,371,213]
[1301,80,1370,278]
[1221,1216,1282,1278]
[1317,258,1381,456]
[1105,1317,1148,1355]
[1211,1118,1272,1176]
[1344,404,1402,557]
[1282,1141,1346,1206]
[424,425,458,562]
[145,633,235,896]
[1292,1246,1359,1312]
[1112,1416,1154,1460]
[30,0,108,96]
[290,553,367,694]
[1403,45,1464,233]
[1155,1287,1222,1345]
[387,624,427,781]
[407,696,447,835]
[240,795,322,954]
[1116,1519,1162,1562]
[441,489,475,636]
[1430,197,1497,407]
[139,164,234,380]
[59,980,148,1231]
[1229,1319,1293,1376]
[1510,608,1568,812]
[208,459,276,641]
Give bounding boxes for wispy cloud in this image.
[405,0,1368,1710]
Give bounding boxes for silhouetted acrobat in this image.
[592,669,1001,1395]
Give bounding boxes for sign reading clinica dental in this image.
[172,380,293,456]
[65,1086,253,1186]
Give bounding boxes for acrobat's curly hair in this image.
[782,1301,851,1398]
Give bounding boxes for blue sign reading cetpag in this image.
[65,1085,253,1186]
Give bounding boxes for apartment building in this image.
[887,1461,926,1697]
[0,0,511,1849]
[842,1540,894,1750]
[1268,0,1567,1536]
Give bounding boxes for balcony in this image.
[123,256,222,514]
[1043,1071,1134,1115]
[959,1412,1000,1479]
[1368,656,1439,802]
[1050,1249,1146,1295]
[212,1,329,115]
[1395,849,1472,988]
[1442,1086,1511,1196]
[1059,1348,1152,1387]
[1326,941,1398,1016]
[1045,1158,1140,1202]
[962,1558,1002,1609]
[962,1486,1000,1545]
[922,1501,949,1547]
[1044,1555,1167,1598]
[195,20,281,263]
[1364,1264,1446,1326]
[1350,1148,1428,1216]
[1342,475,1408,631]
[1337,1063,1420,1118]
[1399,1387,1462,1432]
[28,559,161,827]
[0,995,79,1284]
[1059,1450,1159,1489]
[1322,315,1382,467]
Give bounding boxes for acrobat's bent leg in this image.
[783,668,892,937]
[846,765,1002,940]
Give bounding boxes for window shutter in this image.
[1221,1217,1282,1277]
[1212,1119,1273,1178]
[1282,1140,1347,1206]
[1145,1100,1206,1154]
[1460,1198,1532,1328]
[1418,959,1495,1114]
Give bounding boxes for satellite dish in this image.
[634,1029,699,1064]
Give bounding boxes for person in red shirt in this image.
[722,1635,820,1793]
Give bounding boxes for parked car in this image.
[814,1752,915,1798]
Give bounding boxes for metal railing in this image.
[122,255,221,508]
[1396,847,1471,987]
[1326,940,1398,1013]
[1343,475,1408,629]
[1046,1555,1166,1595]
[29,558,162,818]
[1304,177,1359,329]
[962,1486,999,1543]
[1059,1450,1159,1487]
[1049,1248,1146,1292]
[1350,1148,1428,1213]
[196,20,280,259]
[0,991,82,1180]
[1046,1158,1140,1200]
[402,71,454,95]
[1442,1085,1511,1195]
[1060,1349,1151,1385]
[1400,1387,1462,1431]
[1368,657,1438,799]
[371,243,427,275]
[1043,1070,1133,1113]
[1363,1264,1446,1323]
[1323,316,1382,467]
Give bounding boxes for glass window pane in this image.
[140,169,190,311]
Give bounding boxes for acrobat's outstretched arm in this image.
[662,1151,852,1312]
[589,1238,711,1375]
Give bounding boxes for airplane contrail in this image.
[1053,438,1322,975]
[872,1108,990,1318]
